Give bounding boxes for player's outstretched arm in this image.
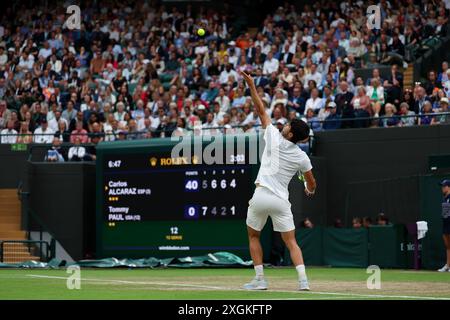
[303,170,316,197]
[241,71,271,128]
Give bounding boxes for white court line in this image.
[259,296,362,300]
[26,275,450,300]
[27,274,225,290]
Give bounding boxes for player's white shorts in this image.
[246,186,295,233]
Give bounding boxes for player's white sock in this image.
[254,265,264,280]
[296,264,307,281]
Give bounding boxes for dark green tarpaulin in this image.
[0,252,252,269]
[1,226,430,269]
[0,259,62,269]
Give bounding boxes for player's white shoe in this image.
[243,277,268,290]
[299,279,310,291]
[437,264,450,272]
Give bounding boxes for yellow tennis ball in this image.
[197,28,205,36]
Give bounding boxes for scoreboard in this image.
[95,137,263,259]
[104,156,251,222]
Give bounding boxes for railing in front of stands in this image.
[1,111,449,140]
[2,112,450,159]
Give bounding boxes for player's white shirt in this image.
[255,124,312,201]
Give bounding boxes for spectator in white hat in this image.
[275,118,287,131]
[318,101,336,123]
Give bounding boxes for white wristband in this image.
[304,181,315,194]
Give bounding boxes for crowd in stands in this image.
[0,0,450,154]
[300,212,390,228]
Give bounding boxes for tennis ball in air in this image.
[197,28,205,36]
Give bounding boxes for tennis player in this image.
[241,71,316,291]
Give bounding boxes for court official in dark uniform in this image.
[438,179,450,272]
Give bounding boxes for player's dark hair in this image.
[289,119,310,143]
